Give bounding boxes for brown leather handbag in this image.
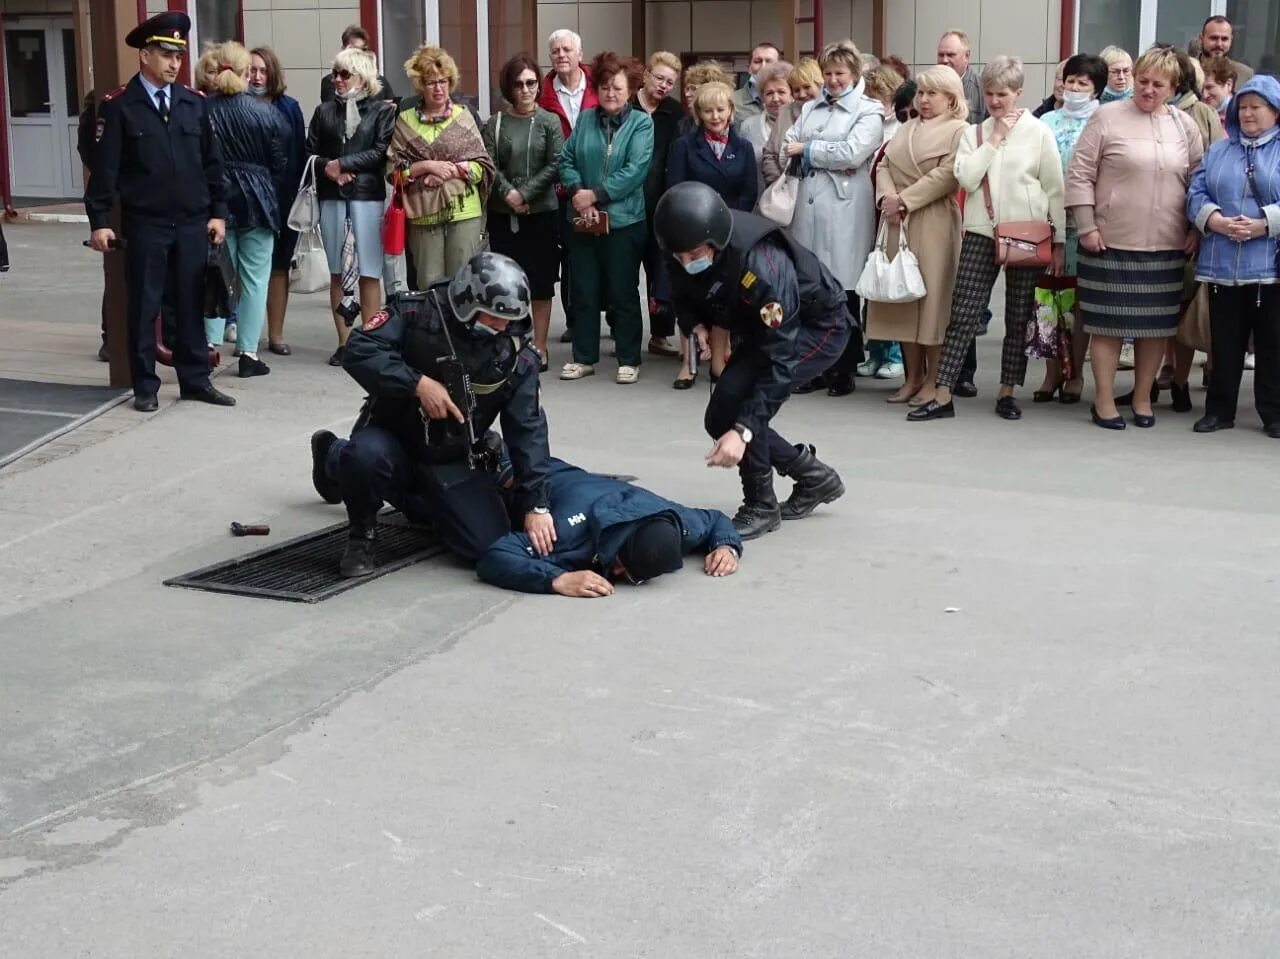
[976,124,1053,270]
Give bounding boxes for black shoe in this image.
[559,329,573,343]
[778,444,845,520]
[1170,382,1193,412]
[1266,424,1280,439]
[1132,411,1155,428]
[826,372,856,397]
[732,471,782,540]
[339,519,378,578]
[1193,414,1234,433]
[310,430,342,504]
[179,385,236,407]
[906,399,955,421]
[328,346,347,367]
[792,374,829,395]
[1116,382,1160,407]
[995,396,1022,420]
[134,394,159,412]
[98,343,110,362]
[238,354,270,378]
[1032,387,1060,403]
[1090,404,1126,430]
[672,374,697,390]
[954,381,978,398]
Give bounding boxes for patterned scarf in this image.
[704,129,729,160]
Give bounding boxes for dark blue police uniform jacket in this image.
[476,459,743,593]
[665,127,759,213]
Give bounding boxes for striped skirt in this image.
[1077,247,1187,338]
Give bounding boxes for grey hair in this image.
[546,28,582,54]
[981,54,1024,92]
[332,47,382,98]
[1099,45,1133,67]
[756,60,794,88]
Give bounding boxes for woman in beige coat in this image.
[866,66,968,404]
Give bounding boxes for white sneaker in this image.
[560,362,595,380]
[1245,352,1256,370]
[616,365,639,384]
[856,359,878,377]
[875,361,905,379]
[224,322,237,344]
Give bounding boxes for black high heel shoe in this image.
[1132,411,1156,428]
[1032,385,1061,403]
[1169,382,1192,412]
[1090,404,1126,430]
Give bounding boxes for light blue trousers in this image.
[205,227,274,353]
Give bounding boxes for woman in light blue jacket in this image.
[1187,74,1280,437]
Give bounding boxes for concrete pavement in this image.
[1,220,1279,957]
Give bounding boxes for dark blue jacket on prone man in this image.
[477,459,743,593]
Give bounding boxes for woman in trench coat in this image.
[865,66,969,405]
[781,40,884,396]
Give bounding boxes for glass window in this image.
[381,0,426,100]
[196,0,240,44]
[1227,0,1280,75]
[4,30,51,118]
[1078,0,1140,58]
[1156,0,1213,48]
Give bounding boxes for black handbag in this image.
[203,240,239,318]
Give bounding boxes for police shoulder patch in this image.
[364,308,390,331]
[102,85,126,102]
[741,270,757,290]
[760,301,783,329]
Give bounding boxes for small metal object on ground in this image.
[165,514,445,603]
[229,522,271,537]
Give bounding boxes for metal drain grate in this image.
[164,514,447,603]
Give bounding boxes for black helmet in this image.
[447,252,532,333]
[653,182,733,254]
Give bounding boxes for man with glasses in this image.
[731,43,781,123]
[1198,16,1254,86]
[476,458,743,597]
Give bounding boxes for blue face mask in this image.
[248,84,268,97]
[683,256,713,275]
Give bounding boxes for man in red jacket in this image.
[537,28,600,340]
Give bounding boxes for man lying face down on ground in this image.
[476,458,744,597]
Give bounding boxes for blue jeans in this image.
[867,340,903,366]
[212,228,274,353]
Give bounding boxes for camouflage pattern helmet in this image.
[447,252,532,330]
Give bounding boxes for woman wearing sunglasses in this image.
[482,55,565,370]
[305,47,396,366]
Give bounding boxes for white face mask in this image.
[1063,91,1092,108]
[683,256,713,275]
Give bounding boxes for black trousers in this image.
[827,291,865,374]
[337,427,512,562]
[123,217,211,397]
[1206,283,1280,426]
[640,229,676,339]
[705,315,851,475]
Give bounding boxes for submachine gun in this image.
[426,292,502,473]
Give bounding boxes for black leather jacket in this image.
[207,92,287,231]
[305,96,396,202]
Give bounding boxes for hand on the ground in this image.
[705,429,746,468]
[552,570,614,598]
[704,547,739,577]
[1049,243,1066,276]
[1079,229,1106,253]
[416,375,465,422]
[524,511,557,556]
[207,219,226,246]
[89,228,116,253]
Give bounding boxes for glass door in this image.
[3,17,79,198]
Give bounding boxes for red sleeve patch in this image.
[760,302,783,329]
[364,308,390,331]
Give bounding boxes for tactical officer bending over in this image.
[653,181,851,540]
[477,458,743,596]
[310,253,552,576]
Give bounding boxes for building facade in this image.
[2,0,1275,202]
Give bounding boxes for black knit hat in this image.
[616,516,683,584]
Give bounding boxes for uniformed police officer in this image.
[310,252,553,577]
[654,181,850,540]
[84,12,234,412]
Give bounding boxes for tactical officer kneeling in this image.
[310,253,552,576]
[653,181,851,539]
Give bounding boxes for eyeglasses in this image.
[514,78,539,89]
[423,78,450,88]
[1109,67,1132,77]
[331,69,352,80]
[648,73,675,88]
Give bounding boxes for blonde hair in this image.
[648,50,680,75]
[789,57,822,93]
[197,41,250,96]
[1099,45,1133,68]
[334,47,382,97]
[683,60,732,90]
[404,44,458,95]
[819,39,862,79]
[981,55,1024,92]
[864,65,904,105]
[693,81,734,121]
[914,66,969,121]
[1133,46,1183,87]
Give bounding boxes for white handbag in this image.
[758,170,800,227]
[287,156,321,232]
[289,226,329,294]
[855,216,926,304]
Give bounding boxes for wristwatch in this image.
[732,423,754,444]
[531,506,550,515]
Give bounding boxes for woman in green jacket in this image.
[483,55,565,370]
[558,52,655,385]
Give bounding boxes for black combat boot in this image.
[778,444,845,520]
[310,430,342,504]
[732,470,782,540]
[339,514,379,578]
